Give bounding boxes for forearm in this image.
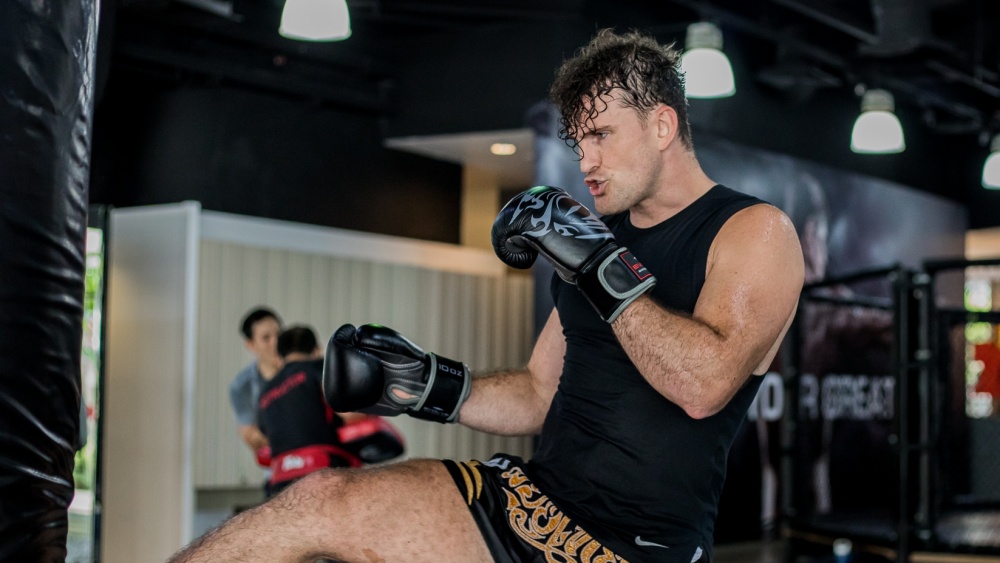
[458,310,565,435]
[457,369,552,436]
[613,296,759,418]
[239,425,269,450]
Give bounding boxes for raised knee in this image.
[260,469,354,529]
[292,467,350,502]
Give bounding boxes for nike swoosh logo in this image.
[634,536,670,549]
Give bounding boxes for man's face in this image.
[247,317,281,368]
[575,90,662,216]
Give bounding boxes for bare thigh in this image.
[265,458,492,563]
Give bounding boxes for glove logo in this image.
[619,251,652,281]
[509,188,613,243]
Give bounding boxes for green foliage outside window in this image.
[73,229,104,491]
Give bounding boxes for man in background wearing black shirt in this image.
[258,326,359,498]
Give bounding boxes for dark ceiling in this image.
[105,0,1000,125]
[94,0,1000,228]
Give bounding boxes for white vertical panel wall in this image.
[193,212,537,489]
[103,202,200,563]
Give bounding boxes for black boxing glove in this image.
[323,323,470,423]
[491,185,656,323]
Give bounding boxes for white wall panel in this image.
[104,203,199,562]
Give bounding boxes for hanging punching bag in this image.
[0,0,99,560]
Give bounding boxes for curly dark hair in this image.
[549,28,692,153]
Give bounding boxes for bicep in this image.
[228,376,244,406]
[231,390,257,426]
[229,371,253,411]
[526,308,566,402]
[694,205,804,373]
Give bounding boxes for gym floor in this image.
[715,539,1000,563]
[715,540,786,563]
[714,539,895,563]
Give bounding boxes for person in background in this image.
[259,326,353,498]
[229,307,283,467]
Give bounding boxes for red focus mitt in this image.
[337,416,405,464]
[255,446,272,468]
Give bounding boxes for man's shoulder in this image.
[282,359,325,380]
[261,360,321,393]
[274,358,322,377]
[230,361,260,387]
[710,184,770,208]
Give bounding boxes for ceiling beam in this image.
[768,0,879,44]
[116,42,390,114]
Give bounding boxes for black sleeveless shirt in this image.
[258,359,341,456]
[527,185,767,562]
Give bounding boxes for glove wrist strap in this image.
[577,247,657,323]
[411,353,471,423]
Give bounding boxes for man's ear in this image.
[654,104,679,150]
[243,339,255,353]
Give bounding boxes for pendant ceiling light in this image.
[850,89,905,154]
[983,134,1000,189]
[279,0,351,42]
[680,22,736,99]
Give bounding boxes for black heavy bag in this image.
[0,0,100,560]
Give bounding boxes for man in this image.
[229,308,283,457]
[258,326,363,498]
[170,29,804,563]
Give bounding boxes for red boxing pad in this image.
[255,446,272,468]
[337,416,406,464]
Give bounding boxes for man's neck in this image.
[258,361,281,380]
[281,352,314,363]
[631,154,716,228]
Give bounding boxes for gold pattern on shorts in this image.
[456,462,473,504]
[456,461,484,505]
[468,460,483,499]
[500,466,627,563]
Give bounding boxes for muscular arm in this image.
[456,309,565,436]
[614,204,804,419]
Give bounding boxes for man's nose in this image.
[579,146,598,174]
